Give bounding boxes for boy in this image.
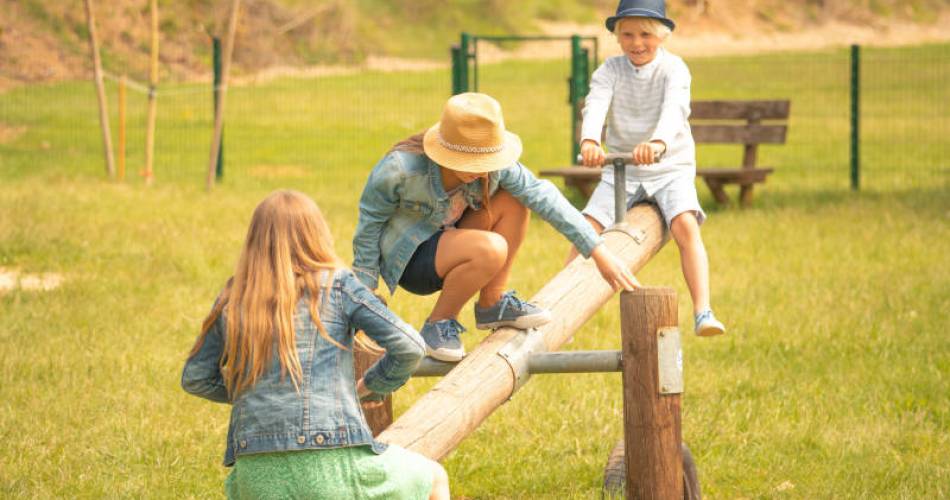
[576,0,725,336]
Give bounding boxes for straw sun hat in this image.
[423,92,523,174]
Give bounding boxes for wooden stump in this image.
[620,288,683,500]
[354,346,393,436]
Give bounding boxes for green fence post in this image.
[460,32,471,94]
[569,35,590,163]
[850,44,860,191]
[451,45,463,95]
[213,36,224,180]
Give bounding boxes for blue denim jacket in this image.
[181,269,425,466]
[353,151,603,292]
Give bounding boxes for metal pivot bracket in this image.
[497,328,546,396]
[602,224,647,245]
[657,326,684,395]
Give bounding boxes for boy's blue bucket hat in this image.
[606,0,676,32]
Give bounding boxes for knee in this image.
[473,232,508,270]
[430,459,449,487]
[670,212,701,245]
[426,459,450,499]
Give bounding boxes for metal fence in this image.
[0,41,947,197]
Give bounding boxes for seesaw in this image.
[358,154,701,498]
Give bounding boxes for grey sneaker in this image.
[695,310,725,337]
[474,291,552,330]
[420,319,466,362]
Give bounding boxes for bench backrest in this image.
[574,99,791,168]
[691,100,790,168]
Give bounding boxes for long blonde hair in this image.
[189,190,345,398]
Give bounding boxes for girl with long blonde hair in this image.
[183,190,449,499]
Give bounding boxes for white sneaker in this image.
[694,310,725,337]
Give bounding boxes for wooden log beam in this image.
[377,203,669,460]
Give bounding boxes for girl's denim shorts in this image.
[398,230,444,295]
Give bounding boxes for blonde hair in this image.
[613,16,672,39]
[189,190,346,398]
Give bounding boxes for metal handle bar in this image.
[574,152,661,166]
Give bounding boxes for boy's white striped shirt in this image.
[581,48,696,195]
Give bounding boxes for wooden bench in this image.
[539,100,791,207]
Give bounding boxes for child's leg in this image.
[456,189,530,308]
[425,457,450,500]
[669,211,709,314]
[429,228,507,321]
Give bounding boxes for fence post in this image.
[850,44,860,191]
[82,0,116,178]
[213,36,224,180]
[143,0,159,185]
[460,32,471,93]
[569,35,590,164]
[118,75,126,181]
[206,0,240,190]
[620,287,683,500]
[451,45,463,95]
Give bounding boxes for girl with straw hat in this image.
[353,93,638,361]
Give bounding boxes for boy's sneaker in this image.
[694,310,725,337]
[420,319,466,362]
[475,291,552,330]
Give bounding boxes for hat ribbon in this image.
[438,132,504,154]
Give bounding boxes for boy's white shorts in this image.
[582,175,707,229]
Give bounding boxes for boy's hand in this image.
[590,244,640,292]
[633,141,666,165]
[580,140,606,167]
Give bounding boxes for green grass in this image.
[1,44,948,498]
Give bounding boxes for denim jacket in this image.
[353,151,603,292]
[181,268,425,466]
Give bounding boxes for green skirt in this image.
[225,445,433,500]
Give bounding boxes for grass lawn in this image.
[1,44,948,498]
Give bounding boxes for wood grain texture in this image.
[377,204,669,460]
[620,288,683,500]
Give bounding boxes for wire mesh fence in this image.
[0,42,947,198]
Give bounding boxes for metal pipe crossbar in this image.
[412,350,623,378]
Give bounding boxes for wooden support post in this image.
[378,204,668,460]
[206,0,241,190]
[619,287,683,500]
[82,0,116,178]
[739,114,761,208]
[118,75,126,181]
[143,0,159,185]
[354,346,394,436]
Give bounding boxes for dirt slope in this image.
[1,0,947,90]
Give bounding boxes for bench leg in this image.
[739,183,754,207]
[704,178,731,205]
